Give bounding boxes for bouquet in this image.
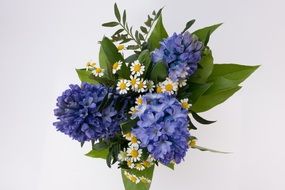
[53,3,258,190]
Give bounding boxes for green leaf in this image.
[100,37,129,79]
[189,49,214,84]
[147,15,168,51]
[150,62,168,83]
[182,19,195,33]
[193,23,222,45]
[140,26,148,34]
[164,163,175,170]
[121,165,155,190]
[138,50,151,77]
[123,10,127,25]
[208,64,259,85]
[191,86,242,113]
[120,119,138,134]
[187,82,213,103]
[76,69,98,84]
[192,145,231,154]
[102,21,119,27]
[114,3,121,22]
[190,111,216,124]
[125,54,139,63]
[92,141,109,151]
[85,149,109,159]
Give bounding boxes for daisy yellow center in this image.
[165,83,173,91]
[113,62,119,70]
[117,44,125,51]
[96,67,102,73]
[119,82,127,90]
[131,136,138,144]
[125,132,132,139]
[131,79,137,86]
[138,82,144,89]
[127,160,133,166]
[189,140,197,148]
[143,161,151,168]
[133,64,141,72]
[156,86,162,93]
[130,149,139,158]
[182,102,189,109]
[137,98,143,105]
[130,176,137,183]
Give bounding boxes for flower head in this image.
[86,61,96,71]
[152,32,203,81]
[180,98,191,110]
[162,78,178,95]
[146,80,155,92]
[129,75,139,91]
[131,61,145,77]
[132,93,190,164]
[112,61,122,74]
[116,79,130,94]
[127,146,142,162]
[117,44,125,51]
[136,79,147,93]
[92,66,104,77]
[53,83,127,142]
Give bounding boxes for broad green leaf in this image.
[121,165,155,190]
[92,141,109,151]
[208,64,259,84]
[165,163,175,170]
[147,16,168,51]
[102,22,119,27]
[190,111,216,124]
[85,149,109,159]
[100,37,130,79]
[189,49,214,84]
[76,69,98,84]
[187,82,213,103]
[138,50,151,77]
[150,62,168,83]
[114,3,121,22]
[182,19,195,33]
[125,54,139,63]
[191,86,242,112]
[193,23,222,45]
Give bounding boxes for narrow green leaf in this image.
[121,165,155,190]
[182,19,196,33]
[76,69,98,84]
[193,23,223,45]
[114,3,121,22]
[191,86,242,113]
[120,119,138,134]
[102,21,119,27]
[164,163,175,170]
[192,145,231,154]
[140,26,148,34]
[125,54,139,63]
[188,118,197,130]
[147,15,168,51]
[189,49,214,84]
[123,10,127,25]
[150,62,168,83]
[190,111,216,124]
[85,149,109,159]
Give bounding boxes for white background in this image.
[0,0,284,189]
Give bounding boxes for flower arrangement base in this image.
[121,166,155,190]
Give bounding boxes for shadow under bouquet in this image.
[53,3,258,190]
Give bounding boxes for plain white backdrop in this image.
[0,0,284,189]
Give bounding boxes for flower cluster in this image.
[131,93,190,164]
[152,32,203,82]
[53,83,126,142]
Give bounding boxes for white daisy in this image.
[180,98,191,110]
[112,61,122,74]
[128,106,138,115]
[125,172,140,184]
[140,176,151,184]
[86,61,96,71]
[118,149,128,162]
[127,146,142,162]
[130,61,145,77]
[135,163,145,171]
[162,78,178,94]
[123,132,133,141]
[135,95,143,105]
[156,82,163,93]
[129,75,139,91]
[136,79,147,93]
[116,79,130,94]
[127,160,135,169]
[128,135,140,147]
[92,66,104,77]
[178,79,187,88]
